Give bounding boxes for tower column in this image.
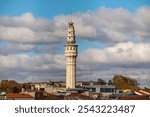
[65,22,78,89]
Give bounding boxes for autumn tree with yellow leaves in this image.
[112,75,139,90]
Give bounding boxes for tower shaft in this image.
[65,22,78,89]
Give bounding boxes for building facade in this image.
[65,22,78,89]
[84,85,116,97]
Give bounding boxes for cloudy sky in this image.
[0,0,150,88]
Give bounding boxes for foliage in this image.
[97,78,106,85]
[108,80,113,85]
[22,83,31,90]
[112,75,139,90]
[0,80,22,93]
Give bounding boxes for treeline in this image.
[0,75,140,93]
[0,80,22,93]
[0,80,32,93]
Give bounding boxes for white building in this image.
[84,85,116,97]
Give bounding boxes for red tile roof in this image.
[7,93,34,98]
[66,93,79,97]
[140,89,150,95]
[134,91,147,95]
[144,89,150,93]
[46,93,64,100]
[79,95,94,100]
[118,96,150,100]
[66,93,94,100]
[134,89,150,95]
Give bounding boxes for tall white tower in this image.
[65,22,78,89]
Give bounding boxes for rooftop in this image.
[84,85,115,88]
[66,93,94,100]
[6,93,34,98]
[118,96,150,100]
[134,89,150,96]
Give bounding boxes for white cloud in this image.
[0,53,66,82]
[78,42,150,68]
[0,7,150,44]
[0,54,65,71]
[0,27,35,42]
[0,12,66,44]
[0,42,149,87]
[76,68,150,88]
[0,43,36,55]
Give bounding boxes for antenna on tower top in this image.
[70,11,73,23]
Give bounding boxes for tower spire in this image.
[70,11,72,23]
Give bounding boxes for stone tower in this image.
[65,22,78,89]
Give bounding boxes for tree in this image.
[22,83,31,90]
[12,86,20,93]
[97,78,106,85]
[112,75,139,90]
[108,80,113,85]
[0,80,22,93]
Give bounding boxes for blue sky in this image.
[0,0,150,87]
[0,0,150,18]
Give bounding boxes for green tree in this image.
[112,75,139,90]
